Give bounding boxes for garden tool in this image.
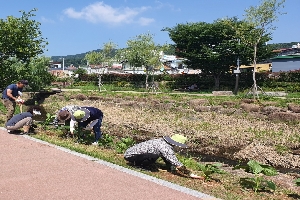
[16,97,24,112]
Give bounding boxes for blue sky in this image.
[0,0,299,57]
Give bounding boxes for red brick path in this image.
[0,129,218,200]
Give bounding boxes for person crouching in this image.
[5,106,41,135]
[124,134,203,179]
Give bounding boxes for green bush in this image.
[65,70,300,92]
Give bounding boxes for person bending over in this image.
[70,107,104,145]
[124,134,203,179]
[2,80,28,122]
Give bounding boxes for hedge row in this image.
[76,71,300,92]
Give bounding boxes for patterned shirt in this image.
[124,138,183,167]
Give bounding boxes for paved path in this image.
[0,129,219,200]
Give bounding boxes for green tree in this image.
[243,0,286,98]
[164,18,274,90]
[118,33,168,88]
[15,56,54,91]
[164,20,241,90]
[73,67,87,80]
[102,41,118,67]
[0,8,48,89]
[84,51,104,65]
[224,17,273,94]
[84,41,118,67]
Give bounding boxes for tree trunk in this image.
[213,74,220,90]
[145,73,149,89]
[98,75,101,91]
[234,73,239,95]
[252,45,258,99]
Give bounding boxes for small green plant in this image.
[98,134,115,148]
[239,175,276,193]
[197,163,226,181]
[115,137,135,154]
[41,113,56,130]
[234,160,278,176]
[295,178,300,186]
[74,127,86,143]
[234,160,277,193]
[179,156,199,168]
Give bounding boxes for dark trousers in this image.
[78,116,103,141]
[125,153,160,167]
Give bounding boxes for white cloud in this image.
[138,17,155,26]
[154,1,181,12]
[41,17,55,24]
[63,2,154,26]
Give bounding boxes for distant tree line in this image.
[50,41,295,69]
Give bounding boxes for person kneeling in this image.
[5,106,41,135]
[124,134,203,179]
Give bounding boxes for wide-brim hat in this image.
[71,108,90,122]
[58,110,71,121]
[163,134,188,148]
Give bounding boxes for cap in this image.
[19,80,29,85]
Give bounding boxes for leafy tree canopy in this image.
[0,8,49,90]
[117,33,168,70]
[163,18,272,89]
[0,8,48,64]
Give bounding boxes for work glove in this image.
[52,119,59,128]
[16,98,24,104]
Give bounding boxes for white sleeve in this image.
[70,119,76,133]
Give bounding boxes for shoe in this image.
[20,132,29,135]
[91,141,98,146]
[7,130,15,134]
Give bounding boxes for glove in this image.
[52,119,59,128]
[16,98,24,104]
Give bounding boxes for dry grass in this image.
[2,91,300,199]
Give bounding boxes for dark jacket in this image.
[5,112,32,127]
[81,107,103,124]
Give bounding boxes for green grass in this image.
[30,128,294,200]
[1,90,300,200]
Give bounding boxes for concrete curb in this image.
[24,135,220,200]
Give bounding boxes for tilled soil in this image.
[39,92,300,195]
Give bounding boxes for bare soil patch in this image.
[36,92,300,198]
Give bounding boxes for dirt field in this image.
[4,91,299,199]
